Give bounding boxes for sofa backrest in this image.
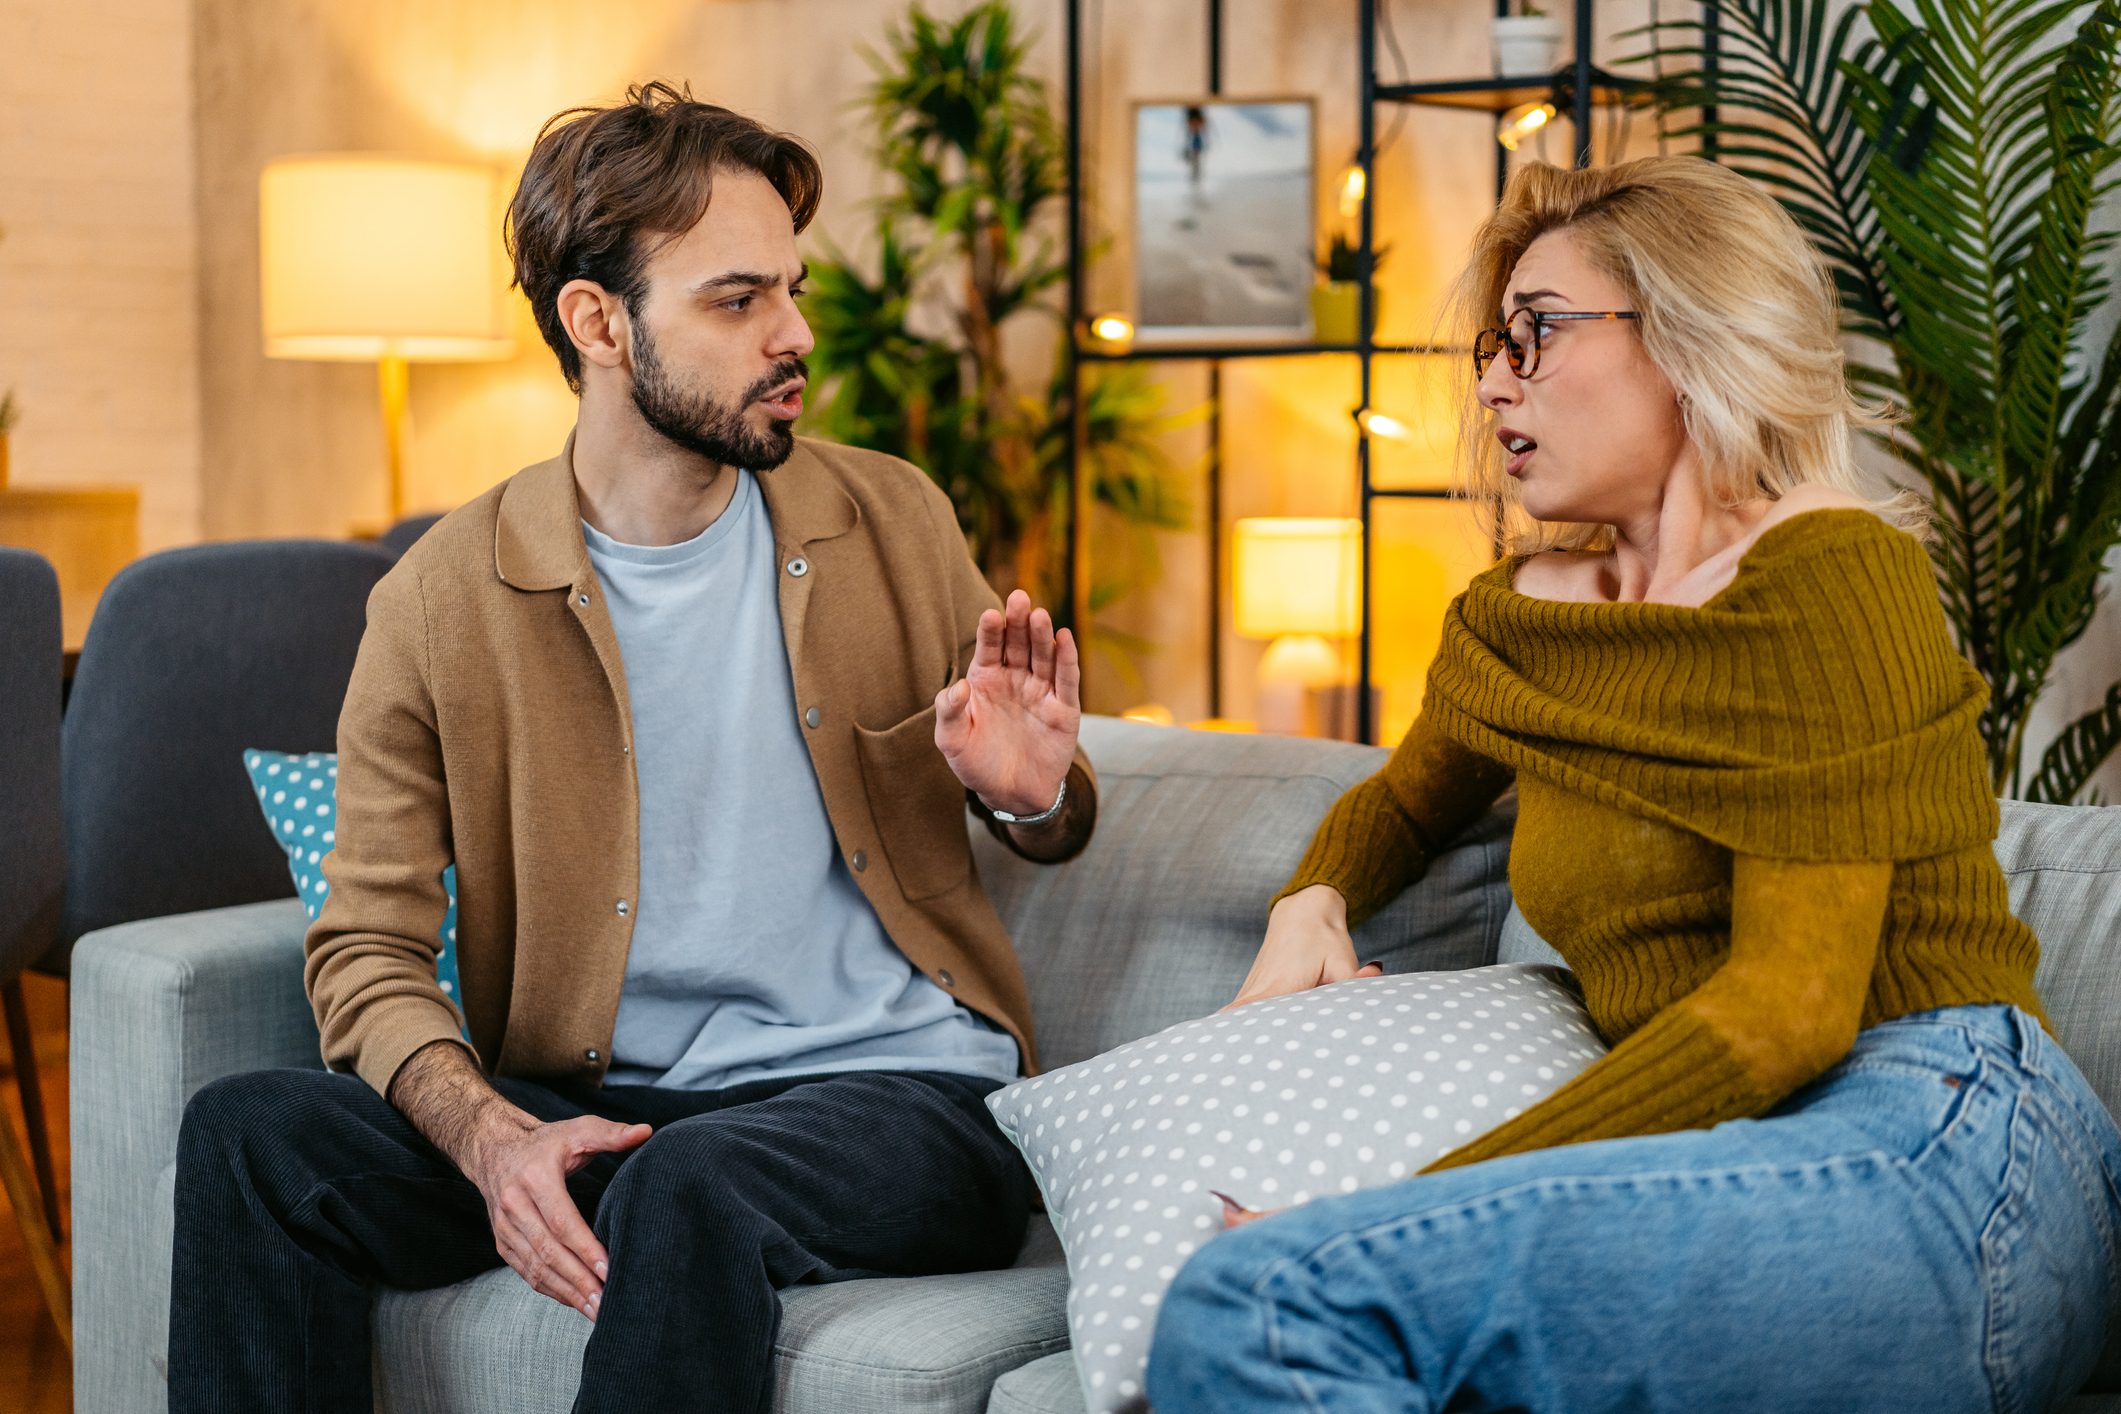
[1996,800,2121,1122]
[983,719,2121,1127]
[973,717,1513,1072]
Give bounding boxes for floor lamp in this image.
[1233,517,1366,739]
[259,156,516,522]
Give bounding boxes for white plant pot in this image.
[1492,16,1565,77]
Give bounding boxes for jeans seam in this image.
[1260,1268,1338,1414]
[1981,1091,2031,1414]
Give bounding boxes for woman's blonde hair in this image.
[1444,155,1920,552]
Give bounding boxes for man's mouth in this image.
[759,380,806,421]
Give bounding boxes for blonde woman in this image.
[1146,156,2121,1412]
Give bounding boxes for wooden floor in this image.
[1,971,73,1413]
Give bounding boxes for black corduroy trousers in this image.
[167,1065,1031,1413]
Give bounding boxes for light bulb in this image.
[1338,164,1368,222]
[1497,102,1556,152]
[1089,314,1135,346]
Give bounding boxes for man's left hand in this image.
[936,589,1080,817]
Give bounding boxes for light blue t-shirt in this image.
[584,470,1020,1090]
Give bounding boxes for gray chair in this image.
[0,547,71,1346]
[378,513,445,559]
[56,540,395,961]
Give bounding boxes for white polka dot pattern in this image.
[241,748,465,1013]
[984,965,1606,1412]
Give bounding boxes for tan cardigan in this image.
[305,435,1097,1096]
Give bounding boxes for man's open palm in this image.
[935,590,1081,816]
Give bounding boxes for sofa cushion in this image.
[987,1350,1084,1414]
[975,718,1515,1072]
[371,1214,1069,1413]
[1995,801,2121,1123]
[241,748,464,1005]
[987,965,1605,1412]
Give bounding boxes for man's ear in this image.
[556,279,631,376]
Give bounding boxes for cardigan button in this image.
[937,969,956,988]
[576,593,589,607]
[851,850,868,872]
[787,557,809,577]
[616,899,629,916]
[804,706,822,729]
[585,1048,600,1063]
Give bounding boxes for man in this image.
[169,81,1096,1412]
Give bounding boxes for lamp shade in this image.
[1232,517,1363,639]
[260,156,515,362]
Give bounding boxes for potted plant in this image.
[1641,0,2121,802]
[1493,1,1565,78]
[805,1,1194,664]
[1310,234,1390,345]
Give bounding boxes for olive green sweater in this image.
[1277,509,2045,1173]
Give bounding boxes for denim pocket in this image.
[1801,1052,1984,1168]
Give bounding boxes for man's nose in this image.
[777,300,815,361]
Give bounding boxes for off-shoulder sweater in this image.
[1275,509,2045,1172]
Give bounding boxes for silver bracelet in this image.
[986,776,1068,827]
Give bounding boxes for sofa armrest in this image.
[70,898,320,1414]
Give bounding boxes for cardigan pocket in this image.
[853,705,973,902]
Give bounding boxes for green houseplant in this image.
[805,0,1191,644]
[1642,0,2121,803]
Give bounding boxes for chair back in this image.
[57,540,393,959]
[0,548,64,981]
[379,513,445,558]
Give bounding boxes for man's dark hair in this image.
[506,81,824,392]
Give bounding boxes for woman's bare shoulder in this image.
[1509,550,1604,603]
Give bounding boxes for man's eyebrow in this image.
[1508,287,1566,310]
[691,262,810,296]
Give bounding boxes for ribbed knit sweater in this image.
[1276,509,2046,1172]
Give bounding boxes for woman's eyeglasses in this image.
[1473,309,1639,379]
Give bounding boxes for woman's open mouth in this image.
[1498,428,1537,478]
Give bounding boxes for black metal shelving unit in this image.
[1062,0,1709,742]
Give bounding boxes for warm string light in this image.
[1497,102,1556,152]
[1088,314,1135,347]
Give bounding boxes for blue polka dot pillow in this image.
[242,749,463,1008]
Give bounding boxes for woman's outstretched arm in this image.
[1423,854,1893,1173]
[1270,712,1517,929]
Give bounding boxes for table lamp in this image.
[260,156,516,521]
[1233,517,1363,738]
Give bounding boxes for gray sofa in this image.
[72,716,2121,1412]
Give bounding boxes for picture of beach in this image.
[1134,99,1315,341]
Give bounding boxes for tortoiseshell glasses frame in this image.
[1473,309,1639,379]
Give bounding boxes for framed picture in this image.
[1132,97,1316,343]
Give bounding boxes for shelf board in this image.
[1076,341,1466,362]
[1365,485,1455,500]
[1375,66,1652,112]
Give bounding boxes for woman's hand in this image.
[1220,885,1382,1013]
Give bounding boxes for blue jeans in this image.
[1145,1005,2121,1413]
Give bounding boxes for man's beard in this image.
[629,318,805,473]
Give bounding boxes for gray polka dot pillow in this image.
[985,964,1606,1412]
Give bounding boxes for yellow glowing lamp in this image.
[1338,164,1368,222]
[1497,102,1556,153]
[260,156,516,518]
[1088,314,1136,348]
[1356,408,1412,440]
[1233,517,1364,737]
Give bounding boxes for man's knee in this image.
[177,1068,362,1193]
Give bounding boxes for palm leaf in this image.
[2023,680,2121,803]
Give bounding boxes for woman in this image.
[1144,156,2121,1413]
